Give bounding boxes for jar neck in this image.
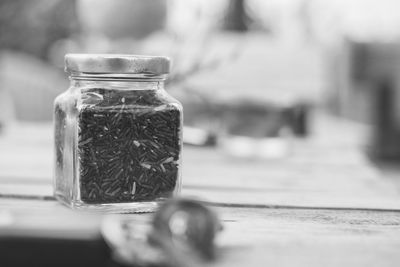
[70,77,164,91]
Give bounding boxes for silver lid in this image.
[65,54,170,76]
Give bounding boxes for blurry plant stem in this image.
[221,0,250,32]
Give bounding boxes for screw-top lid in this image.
[65,54,171,77]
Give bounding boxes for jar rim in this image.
[65,54,171,77]
[68,72,168,82]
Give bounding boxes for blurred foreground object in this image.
[0,199,221,267]
[151,198,222,261]
[103,198,222,267]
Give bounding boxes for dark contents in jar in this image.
[54,105,65,175]
[78,89,181,204]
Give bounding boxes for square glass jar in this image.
[54,54,183,213]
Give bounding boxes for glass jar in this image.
[54,54,183,213]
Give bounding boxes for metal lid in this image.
[65,54,171,76]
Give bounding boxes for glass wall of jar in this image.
[54,54,183,212]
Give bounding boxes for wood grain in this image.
[0,116,399,210]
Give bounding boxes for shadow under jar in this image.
[54,54,183,213]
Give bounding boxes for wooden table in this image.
[1,113,400,266]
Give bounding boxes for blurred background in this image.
[2,0,400,181]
